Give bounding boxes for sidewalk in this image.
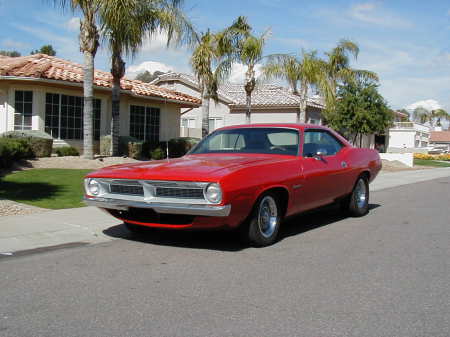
[1,167,450,255]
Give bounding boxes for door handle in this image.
[341,161,348,168]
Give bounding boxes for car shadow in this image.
[279,203,381,241]
[102,203,381,252]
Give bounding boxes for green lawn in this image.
[414,159,450,167]
[0,169,92,209]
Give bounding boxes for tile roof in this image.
[0,54,200,106]
[430,131,450,143]
[151,72,324,109]
[220,83,324,109]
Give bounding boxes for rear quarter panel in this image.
[343,147,382,194]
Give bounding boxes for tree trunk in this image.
[244,78,255,124]
[201,85,210,138]
[79,12,99,159]
[245,91,252,124]
[111,52,125,156]
[298,85,308,124]
[82,51,94,159]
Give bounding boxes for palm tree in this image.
[263,50,324,123]
[99,0,195,155]
[219,16,271,124]
[414,107,450,127]
[190,30,231,137]
[52,0,100,159]
[321,39,379,110]
[432,109,450,127]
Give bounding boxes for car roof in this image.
[217,123,328,132]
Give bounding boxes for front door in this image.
[295,129,347,212]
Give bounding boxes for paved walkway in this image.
[1,168,449,254]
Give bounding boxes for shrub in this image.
[128,142,143,159]
[55,146,79,157]
[100,135,112,156]
[1,130,53,157]
[0,138,33,168]
[119,136,140,156]
[150,147,166,160]
[167,137,200,158]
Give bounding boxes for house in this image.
[0,54,200,152]
[387,121,431,152]
[151,72,324,138]
[429,130,450,152]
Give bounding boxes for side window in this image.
[303,130,343,157]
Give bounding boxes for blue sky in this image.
[1,0,449,112]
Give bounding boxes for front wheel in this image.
[341,176,369,217]
[243,193,282,247]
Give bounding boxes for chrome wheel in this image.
[355,179,367,209]
[258,195,279,238]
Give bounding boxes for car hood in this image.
[87,154,293,181]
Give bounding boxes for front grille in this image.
[110,184,144,196]
[155,187,204,199]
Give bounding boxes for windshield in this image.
[189,128,299,156]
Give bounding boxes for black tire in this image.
[241,192,282,247]
[341,176,369,217]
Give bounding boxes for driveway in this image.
[0,176,449,337]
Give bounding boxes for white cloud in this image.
[140,31,187,53]
[348,2,412,28]
[405,99,443,111]
[228,63,263,84]
[126,61,174,78]
[66,17,80,32]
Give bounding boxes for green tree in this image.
[191,30,231,137]
[135,70,166,83]
[52,0,100,160]
[31,44,57,56]
[100,0,195,155]
[326,80,393,147]
[0,50,21,57]
[263,50,325,123]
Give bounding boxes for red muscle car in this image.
[84,124,381,246]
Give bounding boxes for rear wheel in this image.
[243,193,282,247]
[341,176,369,216]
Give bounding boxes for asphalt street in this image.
[1,177,449,337]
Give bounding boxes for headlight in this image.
[204,183,222,204]
[85,178,100,196]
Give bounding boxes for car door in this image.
[295,129,347,212]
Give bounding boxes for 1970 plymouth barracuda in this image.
[84,124,381,246]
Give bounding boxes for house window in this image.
[45,93,101,140]
[181,118,195,128]
[129,105,160,142]
[208,118,223,131]
[14,90,33,130]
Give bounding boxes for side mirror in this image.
[314,150,327,161]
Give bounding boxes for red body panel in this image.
[86,124,381,229]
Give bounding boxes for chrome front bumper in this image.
[83,197,231,217]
